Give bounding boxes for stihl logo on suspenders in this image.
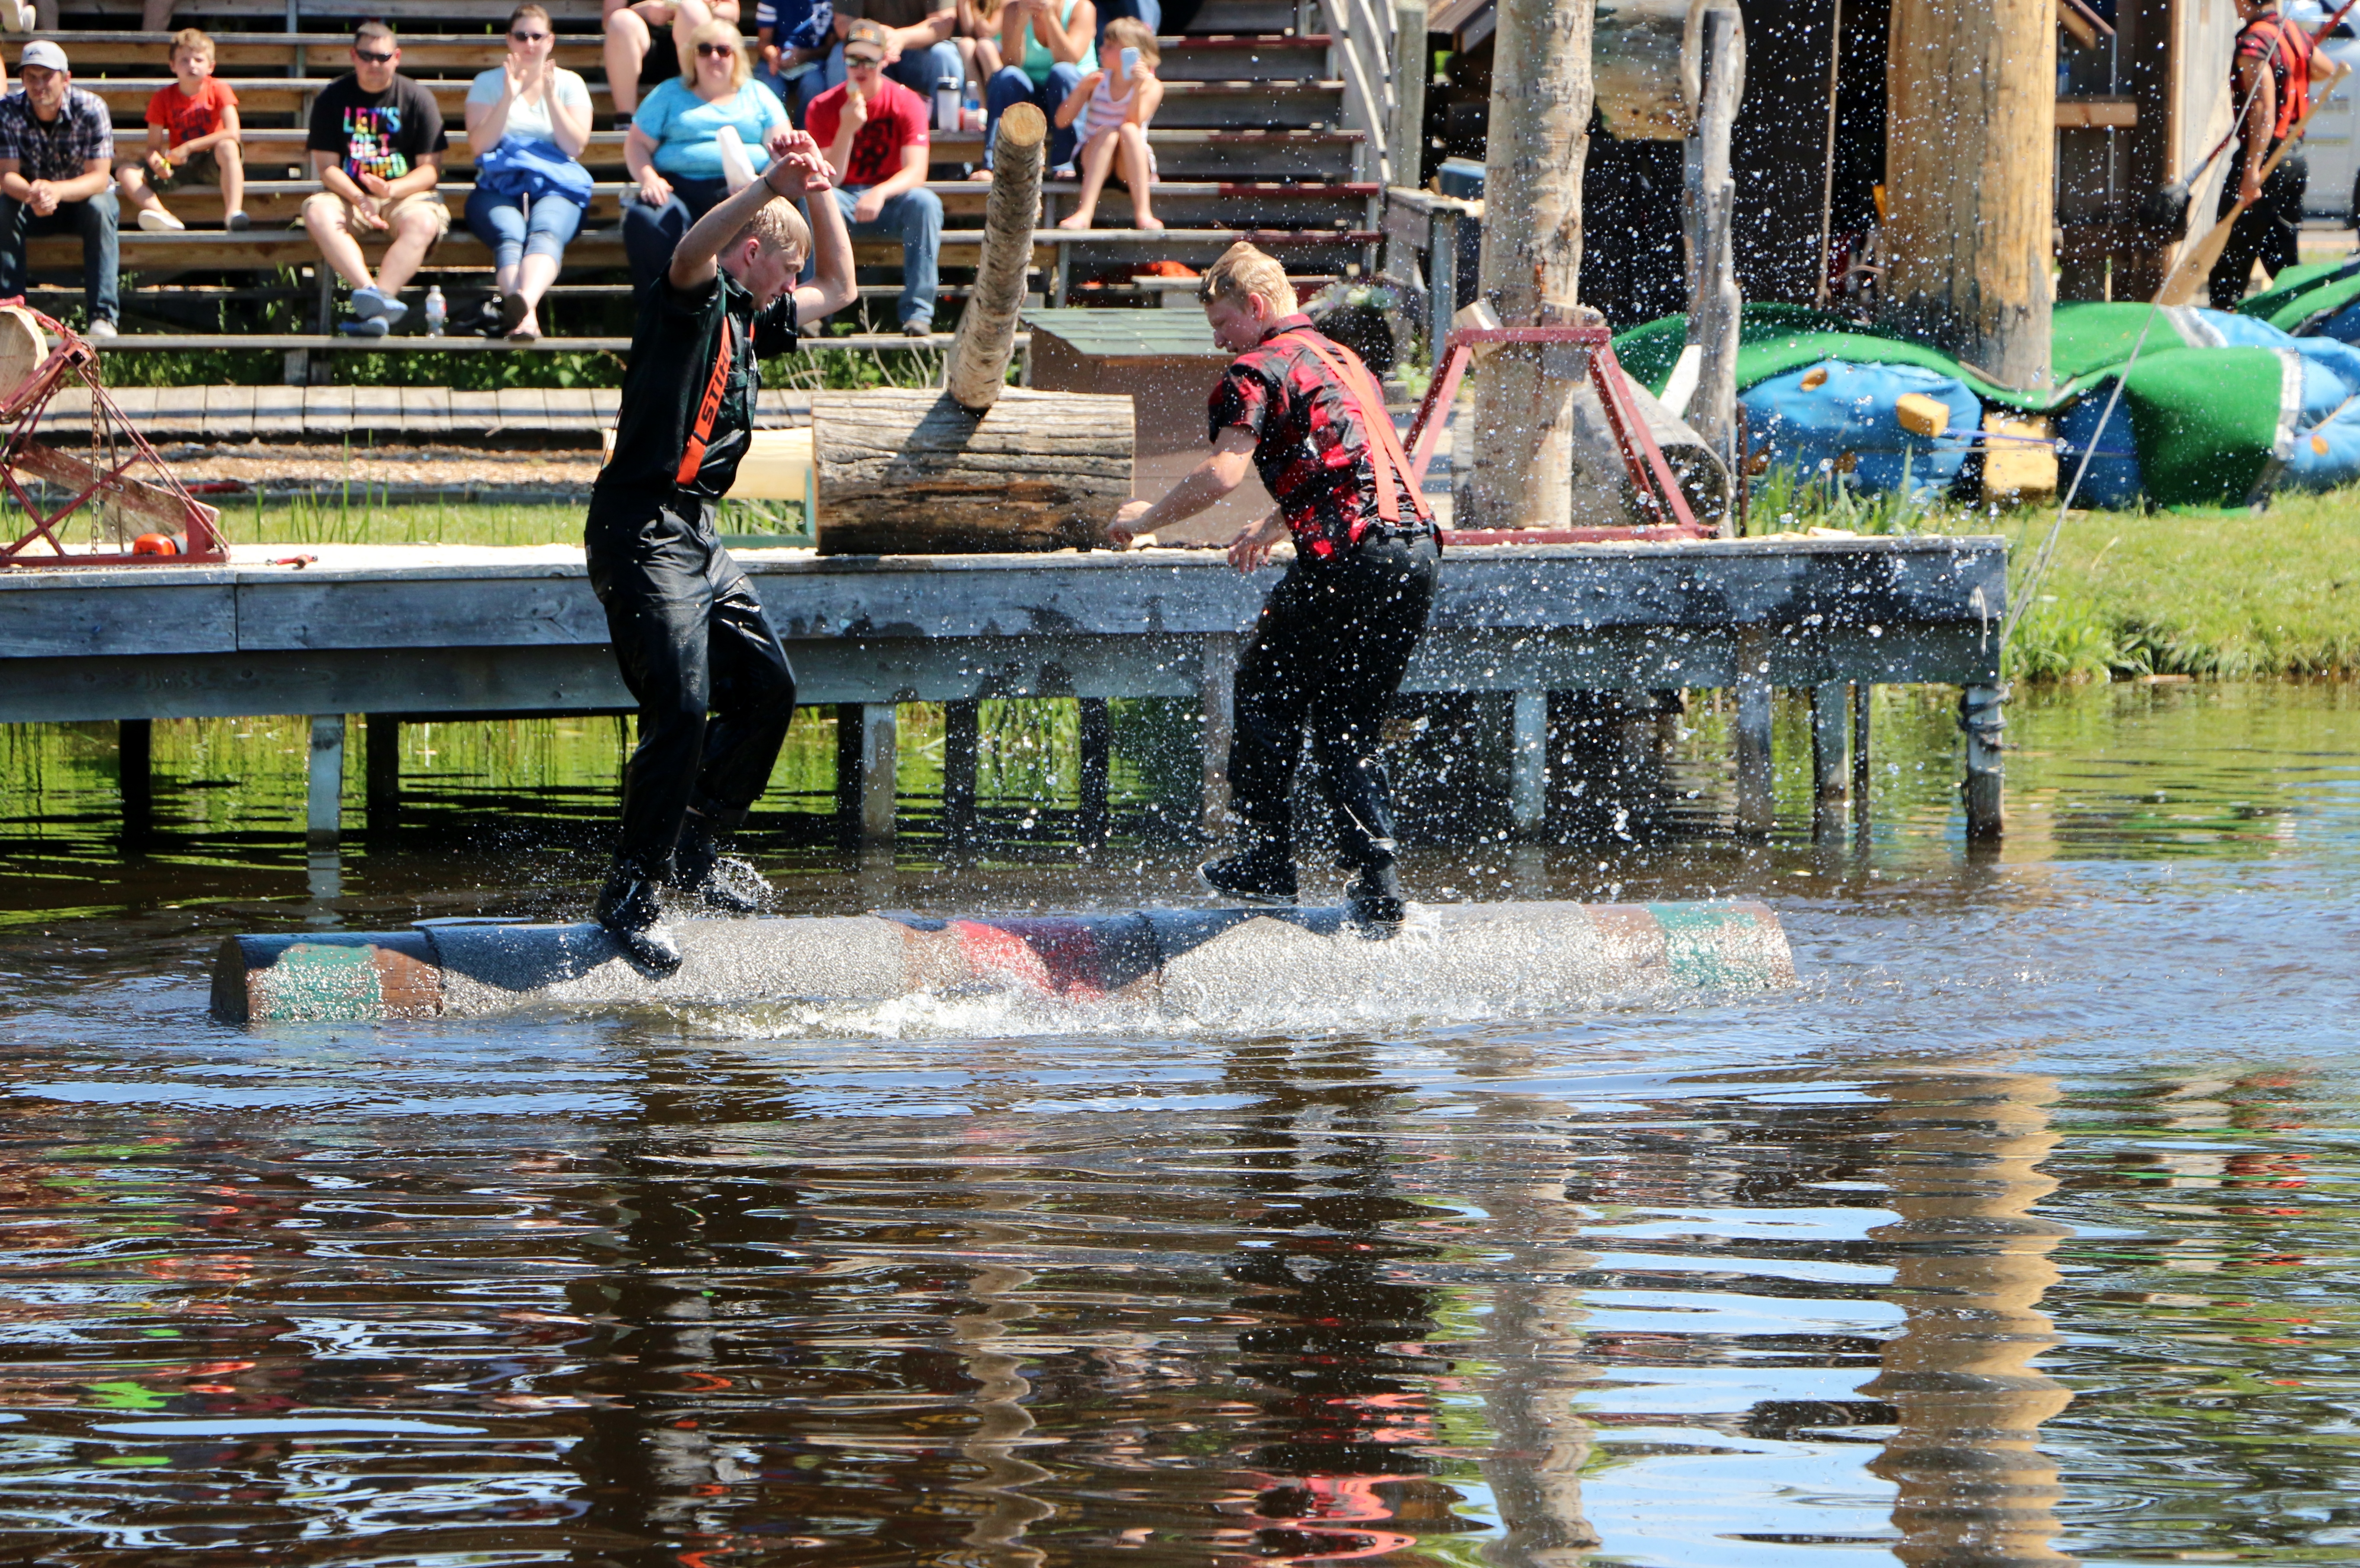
[1273,328,1430,548]
[674,322,735,488]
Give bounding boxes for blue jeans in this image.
[987,63,1083,169]
[837,184,941,327]
[622,172,730,294]
[464,186,585,273]
[0,189,117,324]
[1096,0,1160,39]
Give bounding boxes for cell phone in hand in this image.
[1120,45,1140,72]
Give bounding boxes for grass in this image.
[224,497,804,548]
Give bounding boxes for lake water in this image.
[0,680,2355,1566]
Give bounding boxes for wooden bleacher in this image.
[17,0,1378,359]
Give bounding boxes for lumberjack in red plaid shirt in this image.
[1108,243,1437,930]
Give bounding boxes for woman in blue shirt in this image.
[622,18,793,290]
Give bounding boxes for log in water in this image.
[210,901,1794,1024]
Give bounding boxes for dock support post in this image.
[836,703,898,849]
[365,715,400,829]
[1852,682,1872,832]
[1078,697,1111,846]
[119,718,152,838]
[1733,672,1773,836]
[307,714,345,845]
[1199,634,1238,838]
[942,699,979,849]
[1809,682,1848,836]
[1509,690,1548,837]
[1960,683,2005,840]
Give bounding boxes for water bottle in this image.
[423,285,446,337]
[936,73,959,133]
[961,77,982,132]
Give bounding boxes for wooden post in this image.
[1463,0,1593,528]
[365,714,400,830]
[1509,690,1547,837]
[306,714,345,845]
[1199,634,1238,837]
[1881,0,2055,387]
[119,718,152,838]
[835,703,898,848]
[1682,0,1744,476]
[1389,0,1428,192]
[1810,680,1847,837]
[1852,681,1873,832]
[1077,696,1111,846]
[945,104,1047,412]
[1733,637,1773,835]
[942,698,979,850]
[1960,683,2005,839]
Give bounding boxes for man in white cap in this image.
[0,41,118,338]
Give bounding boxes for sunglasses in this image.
[509,28,548,40]
[695,41,737,57]
[844,51,883,67]
[354,48,395,63]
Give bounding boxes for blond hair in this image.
[169,26,215,61]
[681,18,753,90]
[730,195,811,265]
[1199,242,1295,314]
[1102,16,1159,66]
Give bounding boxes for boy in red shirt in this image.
[802,19,940,333]
[116,28,245,232]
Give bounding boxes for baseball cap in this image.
[844,19,890,54]
[18,40,67,72]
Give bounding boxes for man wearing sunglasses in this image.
[300,20,449,335]
[803,18,939,334]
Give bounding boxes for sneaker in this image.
[1199,828,1297,904]
[901,319,932,338]
[137,208,185,233]
[594,868,684,975]
[350,286,407,326]
[84,318,117,341]
[0,2,32,34]
[224,211,250,232]
[671,821,772,915]
[1344,861,1405,931]
[339,316,390,338]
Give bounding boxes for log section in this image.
[811,386,1134,554]
[946,103,1048,412]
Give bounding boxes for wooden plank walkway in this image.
[35,385,812,441]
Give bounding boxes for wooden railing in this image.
[1322,0,1399,189]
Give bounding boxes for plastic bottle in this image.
[936,73,959,134]
[962,77,982,132]
[713,123,758,192]
[423,285,446,337]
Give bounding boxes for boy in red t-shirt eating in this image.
[116,29,245,232]
[802,19,941,334]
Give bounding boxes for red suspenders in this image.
[1272,328,1432,536]
[673,323,736,489]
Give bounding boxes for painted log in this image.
[210,900,1796,1024]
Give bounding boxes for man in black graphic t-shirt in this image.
[585,124,854,973]
[300,22,450,336]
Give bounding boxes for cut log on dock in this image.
[811,385,1134,554]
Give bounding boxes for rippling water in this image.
[1,682,2356,1565]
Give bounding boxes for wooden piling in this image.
[365,714,400,829]
[1683,0,1744,478]
[942,699,979,849]
[1078,696,1111,845]
[836,703,898,848]
[118,718,151,838]
[1199,634,1239,836]
[306,714,344,845]
[1810,680,1848,837]
[1960,682,2005,839]
[1464,0,1594,528]
[1880,0,2055,386]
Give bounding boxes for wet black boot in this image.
[1199,823,1298,903]
[594,865,683,975]
[1344,859,1405,931]
[670,809,772,915]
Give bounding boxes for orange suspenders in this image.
[673,322,736,489]
[1274,328,1431,531]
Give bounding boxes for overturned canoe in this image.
[210,901,1796,1025]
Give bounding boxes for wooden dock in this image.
[0,535,2009,843]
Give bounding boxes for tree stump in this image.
[812,386,1133,554]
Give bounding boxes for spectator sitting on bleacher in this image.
[0,42,118,339]
[623,19,791,292]
[977,0,1093,178]
[606,0,741,122]
[1052,16,1158,230]
[838,0,963,104]
[756,0,847,121]
[956,0,1007,84]
[302,22,450,337]
[805,19,938,334]
[116,29,244,235]
[465,4,592,342]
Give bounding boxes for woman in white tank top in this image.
[1052,16,1164,230]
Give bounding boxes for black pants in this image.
[1228,531,1439,867]
[2209,151,2307,311]
[585,496,799,878]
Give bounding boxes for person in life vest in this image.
[2210,0,2336,310]
[586,123,854,973]
[1107,243,1438,929]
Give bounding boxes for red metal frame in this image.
[0,310,224,568]
[1403,324,1711,543]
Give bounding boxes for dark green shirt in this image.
[595,267,799,509]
